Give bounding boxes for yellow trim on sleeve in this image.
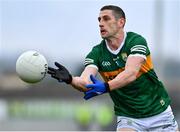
[99,55,153,81]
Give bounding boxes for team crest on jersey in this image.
[121,53,128,61]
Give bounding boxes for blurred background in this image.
[0,0,180,130]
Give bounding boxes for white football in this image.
[16,50,48,83]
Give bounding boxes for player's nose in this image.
[99,22,104,28]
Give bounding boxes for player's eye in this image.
[98,15,111,22]
[103,16,111,21]
[98,17,101,22]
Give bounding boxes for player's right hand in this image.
[48,62,72,84]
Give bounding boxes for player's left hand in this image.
[84,75,110,100]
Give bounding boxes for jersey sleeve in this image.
[84,47,100,70]
[129,36,150,59]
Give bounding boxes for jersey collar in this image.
[105,31,127,55]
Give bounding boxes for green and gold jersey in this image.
[84,32,171,118]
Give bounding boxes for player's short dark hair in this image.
[100,5,126,20]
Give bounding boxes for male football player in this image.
[48,5,179,131]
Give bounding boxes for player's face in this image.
[98,10,123,39]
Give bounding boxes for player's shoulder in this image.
[126,31,146,41]
[126,31,147,46]
[91,39,105,51]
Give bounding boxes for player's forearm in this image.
[108,56,144,91]
[70,76,89,92]
[108,69,137,91]
[70,66,98,92]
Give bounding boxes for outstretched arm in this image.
[71,66,98,92]
[48,62,98,92]
[83,56,145,100]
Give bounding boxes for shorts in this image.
[117,106,178,131]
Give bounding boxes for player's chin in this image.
[101,34,109,39]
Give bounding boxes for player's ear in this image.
[118,18,125,28]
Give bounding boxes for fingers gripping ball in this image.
[16,50,48,83]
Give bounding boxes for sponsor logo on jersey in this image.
[121,53,128,61]
[102,61,111,67]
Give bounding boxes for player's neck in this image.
[106,31,124,51]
